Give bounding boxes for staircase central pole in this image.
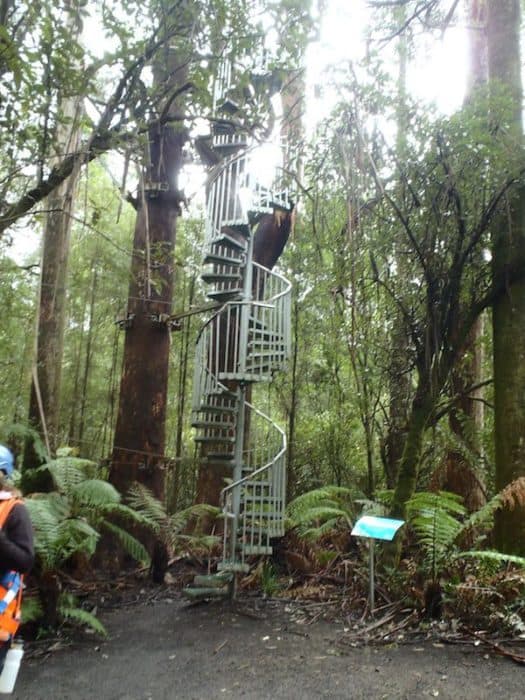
[230,209,255,564]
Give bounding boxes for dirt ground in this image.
[10,588,525,700]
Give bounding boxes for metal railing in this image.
[221,400,287,566]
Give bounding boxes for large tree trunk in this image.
[390,380,435,519]
[438,0,487,512]
[384,8,412,488]
[109,126,185,499]
[24,5,83,470]
[109,30,190,580]
[488,0,525,553]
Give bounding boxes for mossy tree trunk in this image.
[487,0,525,554]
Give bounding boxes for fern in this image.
[35,457,99,494]
[21,595,44,624]
[71,479,121,509]
[127,483,219,554]
[102,521,150,565]
[406,490,466,580]
[58,594,107,638]
[286,485,359,541]
[459,550,525,568]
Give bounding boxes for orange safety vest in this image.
[0,498,24,642]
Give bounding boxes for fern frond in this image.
[300,518,342,541]
[459,550,525,568]
[168,503,219,534]
[175,533,219,551]
[99,503,154,528]
[58,594,107,637]
[55,518,100,560]
[406,490,466,579]
[21,595,44,624]
[102,521,150,565]
[286,485,358,542]
[35,457,97,494]
[291,505,352,528]
[71,479,121,509]
[127,483,167,526]
[455,477,525,543]
[499,477,525,510]
[287,486,356,517]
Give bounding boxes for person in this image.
[0,445,34,674]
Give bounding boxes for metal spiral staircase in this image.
[183,61,292,600]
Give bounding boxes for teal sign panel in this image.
[351,515,404,541]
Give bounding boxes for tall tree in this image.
[109,5,194,503]
[24,0,83,468]
[435,0,488,511]
[487,0,525,553]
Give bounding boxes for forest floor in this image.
[11,572,525,700]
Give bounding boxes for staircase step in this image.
[202,272,242,284]
[218,561,250,573]
[211,121,236,136]
[203,452,235,461]
[248,350,287,359]
[218,97,240,115]
[248,340,286,349]
[242,479,271,488]
[211,233,247,252]
[192,420,235,430]
[193,572,234,588]
[182,586,230,601]
[207,289,243,301]
[241,545,273,556]
[203,252,243,266]
[222,223,250,238]
[196,404,236,415]
[195,435,235,444]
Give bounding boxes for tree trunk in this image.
[487,0,525,553]
[390,381,435,520]
[78,263,99,446]
[24,44,83,470]
[109,128,185,499]
[287,296,300,498]
[439,0,487,511]
[384,8,411,488]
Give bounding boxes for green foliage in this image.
[127,483,220,554]
[58,593,107,638]
[260,561,280,597]
[286,485,359,541]
[21,595,44,625]
[26,456,150,571]
[459,550,525,568]
[406,490,466,581]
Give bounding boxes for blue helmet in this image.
[0,445,14,477]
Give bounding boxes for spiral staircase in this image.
[183,61,292,601]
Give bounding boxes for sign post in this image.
[351,515,405,613]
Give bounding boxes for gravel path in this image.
[12,596,525,699]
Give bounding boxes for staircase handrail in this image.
[219,398,286,514]
[252,262,292,300]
